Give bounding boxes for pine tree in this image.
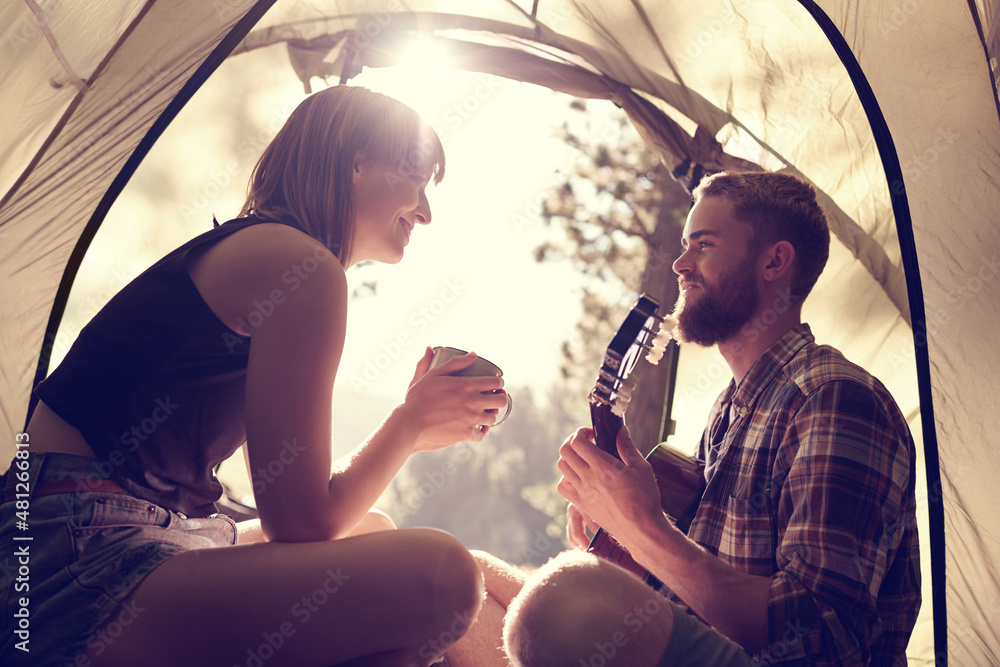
[535,100,692,452]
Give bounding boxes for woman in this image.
[0,86,509,666]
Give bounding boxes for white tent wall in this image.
[824,1,1000,662]
[2,1,998,664]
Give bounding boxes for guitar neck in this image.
[584,293,701,587]
[589,402,624,461]
[586,294,662,461]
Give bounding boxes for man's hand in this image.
[560,425,772,654]
[556,425,667,552]
[566,503,600,550]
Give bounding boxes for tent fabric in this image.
[0,0,274,431]
[2,1,999,664]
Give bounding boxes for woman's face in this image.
[349,156,432,266]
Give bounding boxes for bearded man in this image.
[497,171,921,666]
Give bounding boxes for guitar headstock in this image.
[587,294,675,420]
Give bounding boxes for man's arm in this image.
[557,378,916,665]
[557,426,771,652]
[759,379,916,665]
[631,511,773,651]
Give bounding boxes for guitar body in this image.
[582,294,706,590]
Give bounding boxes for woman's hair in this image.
[693,171,830,301]
[240,86,445,265]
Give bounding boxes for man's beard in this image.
[671,257,760,347]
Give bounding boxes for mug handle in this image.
[492,391,513,426]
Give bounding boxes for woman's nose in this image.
[414,190,431,225]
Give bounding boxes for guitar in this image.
[585,294,706,590]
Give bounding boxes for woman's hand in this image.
[400,347,509,451]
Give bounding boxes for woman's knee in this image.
[399,529,485,639]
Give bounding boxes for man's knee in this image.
[504,551,674,667]
[502,551,622,665]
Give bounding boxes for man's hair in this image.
[693,171,830,300]
[241,85,445,265]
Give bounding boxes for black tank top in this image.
[35,216,285,516]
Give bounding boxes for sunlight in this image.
[344,60,591,402]
[375,35,459,121]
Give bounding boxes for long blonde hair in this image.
[240,86,445,265]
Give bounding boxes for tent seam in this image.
[23,0,87,92]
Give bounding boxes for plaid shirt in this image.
[686,324,920,666]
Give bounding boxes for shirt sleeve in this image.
[760,379,914,666]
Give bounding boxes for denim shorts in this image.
[0,452,237,666]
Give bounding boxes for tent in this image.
[2,1,998,663]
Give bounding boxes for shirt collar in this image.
[723,323,814,418]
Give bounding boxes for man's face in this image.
[670,197,761,346]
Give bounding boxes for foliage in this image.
[534,101,689,388]
[535,100,692,451]
[385,102,697,568]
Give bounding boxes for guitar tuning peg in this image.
[611,397,628,417]
[654,327,672,347]
[611,386,632,416]
[645,318,676,365]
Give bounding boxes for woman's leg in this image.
[349,509,397,536]
[82,527,484,667]
[236,509,397,545]
[472,550,529,608]
[445,550,529,666]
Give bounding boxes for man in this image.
[500,171,921,666]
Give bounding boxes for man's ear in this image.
[762,240,795,283]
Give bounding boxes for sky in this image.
[336,60,595,404]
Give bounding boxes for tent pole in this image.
[26,0,278,427]
[796,2,947,663]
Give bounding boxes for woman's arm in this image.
[193,223,503,542]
